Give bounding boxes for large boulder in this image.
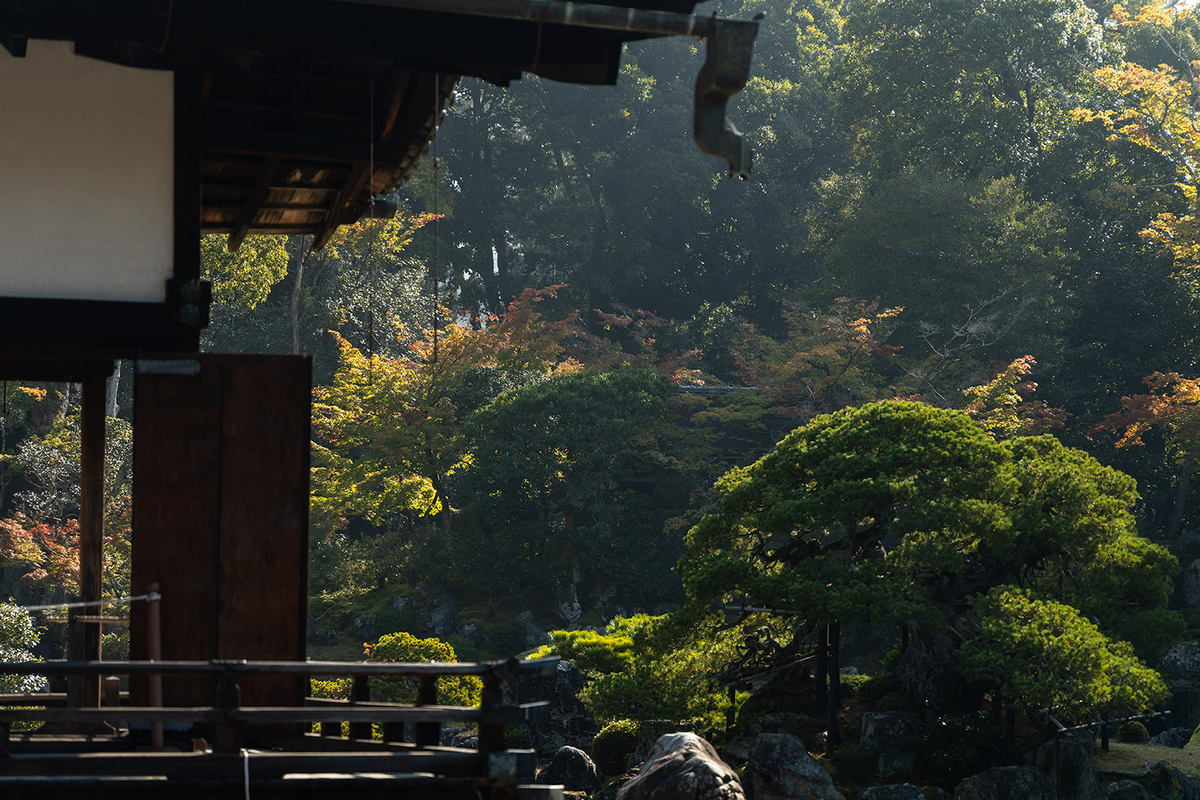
[616,732,744,800]
[537,745,601,793]
[853,786,931,799]
[1150,728,1191,749]
[1161,641,1200,681]
[858,713,921,780]
[503,659,598,755]
[1135,761,1200,800]
[516,610,553,648]
[1106,781,1152,800]
[1180,559,1200,609]
[1022,730,1104,800]
[743,733,843,800]
[955,767,1053,800]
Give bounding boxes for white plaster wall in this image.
[0,39,174,302]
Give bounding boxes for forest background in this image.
[5,0,1200,748]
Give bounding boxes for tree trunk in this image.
[826,621,841,755]
[1170,455,1193,540]
[291,237,310,355]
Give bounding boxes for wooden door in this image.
[129,355,311,711]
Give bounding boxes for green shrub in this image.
[840,673,871,698]
[367,632,482,706]
[826,746,873,782]
[592,719,640,776]
[914,714,1002,785]
[478,619,529,657]
[873,691,918,712]
[1117,721,1150,743]
[309,677,352,700]
[530,629,635,678]
[853,674,897,705]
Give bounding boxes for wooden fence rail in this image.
[0,656,559,799]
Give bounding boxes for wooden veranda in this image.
[0,656,561,798]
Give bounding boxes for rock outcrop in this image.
[743,733,843,800]
[955,766,1053,800]
[858,713,921,780]
[616,732,744,800]
[503,659,598,755]
[537,745,601,793]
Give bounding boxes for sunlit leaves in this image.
[958,586,1168,721]
[200,234,290,309]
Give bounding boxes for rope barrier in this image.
[15,592,160,613]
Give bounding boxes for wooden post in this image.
[1101,717,1110,753]
[147,583,164,749]
[68,368,106,709]
[415,675,440,748]
[382,720,406,744]
[478,670,504,753]
[348,676,371,741]
[825,621,841,756]
[214,669,242,753]
[814,622,827,691]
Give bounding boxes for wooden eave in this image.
[0,0,701,250]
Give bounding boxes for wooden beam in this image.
[67,365,109,710]
[313,160,372,249]
[226,67,312,251]
[205,126,371,164]
[176,63,204,285]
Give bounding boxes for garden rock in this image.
[1135,761,1200,799]
[503,659,597,755]
[955,767,1053,800]
[1150,727,1191,749]
[1161,641,1200,681]
[1181,559,1200,608]
[616,732,744,800]
[743,733,842,800]
[1107,781,1152,800]
[353,613,378,642]
[632,720,695,770]
[854,786,930,800]
[517,610,553,647]
[425,594,459,636]
[859,713,920,779]
[458,624,489,646]
[1023,730,1104,800]
[537,746,601,793]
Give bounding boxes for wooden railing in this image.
[0,656,558,796]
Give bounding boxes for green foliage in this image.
[201,234,290,309]
[529,629,635,679]
[914,714,1003,785]
[0,602,43,694]
[958,587,1169,721]
[591,719,640,776]
[826,746,873,782]
[309,677,352,700]
[1118,720,1151,744]
[366,632,482,707]
[680,401,1174,721]
[534,615,732,732]
[1115,608,1187,663]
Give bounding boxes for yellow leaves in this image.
[1096,372,1200,458]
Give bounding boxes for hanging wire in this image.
[368,71,376,361]
[432,74,441,365]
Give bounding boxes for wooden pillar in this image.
[68,367,106,708]
[825,621,841,756]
